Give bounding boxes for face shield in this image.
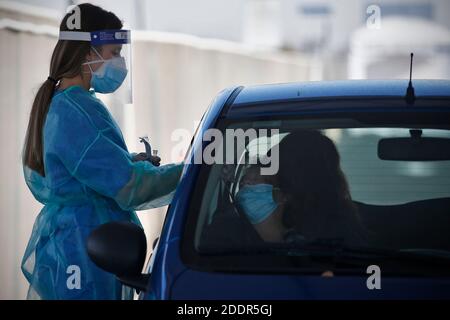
[59,29,133,104]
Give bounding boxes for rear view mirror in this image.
[378,130,450,161]
[87,221,150,291]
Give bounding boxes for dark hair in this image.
[22,3,122,176]
[277,130,367,244]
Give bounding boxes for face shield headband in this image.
[59,30,133,103]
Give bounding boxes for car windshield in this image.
[183,115,450,275]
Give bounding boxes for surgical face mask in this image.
[235,184,278,225]
[83,47,128,94]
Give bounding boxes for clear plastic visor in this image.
[59,30,132,104]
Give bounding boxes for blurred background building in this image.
[1,0,449,299]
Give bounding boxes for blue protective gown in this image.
[21,85,183,300]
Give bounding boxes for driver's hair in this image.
[277,129,367,244]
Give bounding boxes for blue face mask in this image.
[235,184,278,224]
[83,47,128,94]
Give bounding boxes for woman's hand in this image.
[132,152,161,166]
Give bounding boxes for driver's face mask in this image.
[83,47,128,94]
[236,184,278,224]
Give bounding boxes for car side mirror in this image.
[87,221,150,292]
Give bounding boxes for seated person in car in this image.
[237,130,367,247]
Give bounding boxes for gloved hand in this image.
[132,152,161,166]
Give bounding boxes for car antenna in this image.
[405,52,416,105]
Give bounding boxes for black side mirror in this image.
[87,221,150,292]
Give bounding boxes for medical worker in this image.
[21,3,182,300]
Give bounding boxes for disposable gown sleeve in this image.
[47,100,183,211]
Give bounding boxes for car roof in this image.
[231,79,450,106]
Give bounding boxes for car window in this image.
[183,116,450,275]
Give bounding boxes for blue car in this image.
[88,79,450,299]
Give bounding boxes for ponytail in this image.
[22,77,57,176]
